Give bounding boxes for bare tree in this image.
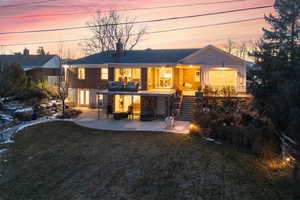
[57,42,64,58]
[81,11,146,55]
[56,81,69,117]
[237,41,247,59]
[225,38,236,54]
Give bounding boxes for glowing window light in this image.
[164,73,172,78]
[209,70,237,87]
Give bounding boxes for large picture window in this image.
[157,68,173,88]
[114,95,141,114]
[209,70,237,88]
[115,68,141,84]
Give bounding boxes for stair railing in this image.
[174,94,183,121]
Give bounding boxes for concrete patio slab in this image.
[74,108,190,134]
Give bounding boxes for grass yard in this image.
[0,121,295,200]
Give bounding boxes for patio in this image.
[74,107,190,134]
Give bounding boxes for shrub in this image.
[14,111,33,121]
[57,109,82,119]
[193,97,281,158]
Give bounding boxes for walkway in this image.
[74,107,190,134]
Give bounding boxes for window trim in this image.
[195,71,201,82]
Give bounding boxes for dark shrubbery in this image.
[57,109,82,119]
[14,110,33,121]
[193,98,281,158]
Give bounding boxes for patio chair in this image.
[108,81,124,91]
[113,112,129,120]
[140,110,155,121]
[124,81,139,92]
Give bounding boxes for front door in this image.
[79,90,90,106]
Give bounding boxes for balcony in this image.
[108,81,139,92]
[98,82,176,97]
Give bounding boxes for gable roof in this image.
[179,45,246,66]
[70,49,201,65]
[0,55,56,67]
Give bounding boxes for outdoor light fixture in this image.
[189,123,200,134]
[189,124,196,129]
[164,73,172,78]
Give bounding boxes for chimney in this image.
[23,48,29,56]
[115,38,124,57]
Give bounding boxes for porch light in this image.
[164,73,172,78]
[189,123,200,134]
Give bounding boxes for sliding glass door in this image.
[79,90,89,106]
[114,95,141,114]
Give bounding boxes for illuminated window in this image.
[158,68,173,88]
[78,68,85,80]
[114,95,140,114]
[195,71,200,82]
[101,68,108,80]
[79,90,89,105]
[209,70,236,88]
[97,94,104,107]
[114,68,141,84]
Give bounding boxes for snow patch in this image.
[0,114,14,122]
[1,138,14,144]
[0,149,8,153]
[15,108,33,113]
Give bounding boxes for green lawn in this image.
[0,121,295,200]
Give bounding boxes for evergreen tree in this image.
[251,0,300,142]
[0,63,28,97]
[37,46,46,55]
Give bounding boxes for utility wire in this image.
[0,17,264,47]
[0,5,272,35]
[0,0,269,18]
[0,0,59,8]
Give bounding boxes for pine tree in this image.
[251,0,300,145]
[37,46,46,55]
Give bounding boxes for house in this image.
[65,44,247,121]
[0,54,61,86]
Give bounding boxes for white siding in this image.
[67,88,77,106]
[47,76,59,86]
[43,56,60,69]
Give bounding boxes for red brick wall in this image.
[68,68,108,89]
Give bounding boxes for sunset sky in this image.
[0,0,275,58]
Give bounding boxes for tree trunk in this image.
[294,161,300,182]
[62,100,65,118]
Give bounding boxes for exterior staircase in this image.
[178,96,196,121]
